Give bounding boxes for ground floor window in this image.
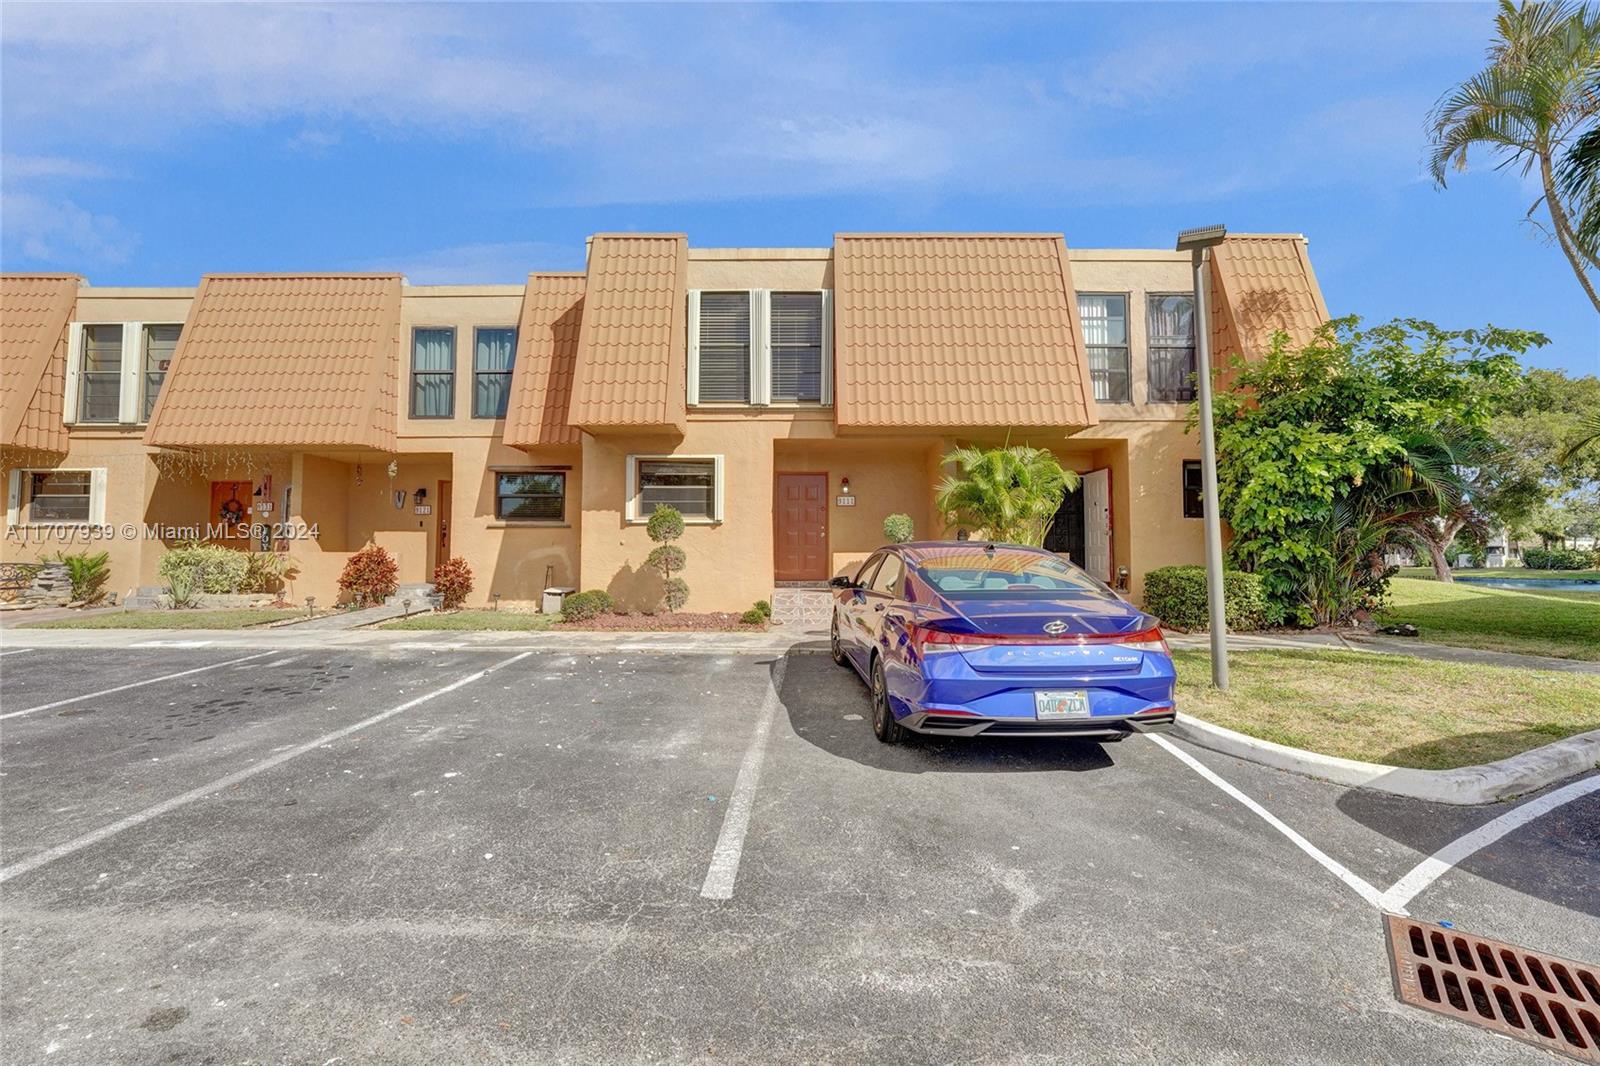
[496,471,565,521]
[6,468,104,526]
[629,456,722,522]
[1182,460,1204,518]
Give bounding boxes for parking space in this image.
[1,642,1594,1063]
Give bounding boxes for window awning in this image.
[503,272,585,448]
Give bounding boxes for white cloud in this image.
[0,191,135,266]
[1,154,114,182]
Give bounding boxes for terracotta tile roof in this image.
[144,274,402,451]
[1207,234,1329,365]
[567,234,687,431]
[833,234,1098,430]
[503,272,585,448]
[1,274,79,456]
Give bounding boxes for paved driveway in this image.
[0,640,1594,1064]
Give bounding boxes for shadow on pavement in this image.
[1372,728,1579,772]
[774,648,1118,776]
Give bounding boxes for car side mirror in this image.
[828,575,855,589]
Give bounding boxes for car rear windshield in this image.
[913,550,1108,598]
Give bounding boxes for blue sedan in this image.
[829,542,1177,743]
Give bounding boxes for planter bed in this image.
[560,612,766,632]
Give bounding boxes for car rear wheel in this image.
[870,657,904,745]
[830,611,849,667]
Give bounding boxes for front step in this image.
[386,583,442,609]
[770,588,833,630]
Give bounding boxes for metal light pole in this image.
[1176,225,1230,689]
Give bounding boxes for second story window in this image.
[1147,295,1197,403]
[769,292,824,403]
[78,324,124,423]
[695,292,751,403]
[411,327,455,418]
[473,327,516,419]
[1077,294,1130,403]
[143,325,180,421]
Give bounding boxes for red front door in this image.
[774,473,829,582]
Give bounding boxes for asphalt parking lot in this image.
[1,641,1596,1064]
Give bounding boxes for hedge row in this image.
[1523,547,1595,571]
[1142,565,1267,632]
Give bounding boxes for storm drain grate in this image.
[1384,913,1600,1062]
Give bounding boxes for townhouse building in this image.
[1,232,1327,614]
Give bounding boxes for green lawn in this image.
[24,609,302,630]
[1173,648,1600,769]
[380,610,554,631]
[1394,566,1600,582]
[1375,577,1599,661]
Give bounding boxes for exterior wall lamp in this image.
[839,476,851,496]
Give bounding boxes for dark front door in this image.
[436,479,452,563]
[775,473,829,581]
[1044,487,1085,566]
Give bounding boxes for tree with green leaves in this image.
[1428,0,1600,310]
[1210,317,1540,624]
[934,445,1078,547]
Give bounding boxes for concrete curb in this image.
[1172,713,1600,805]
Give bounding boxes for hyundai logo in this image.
[1043,620,1068,636]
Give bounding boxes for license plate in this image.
[1034,689,1091,720]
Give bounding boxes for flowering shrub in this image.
[432,556,474,609]
[338,545,399,606]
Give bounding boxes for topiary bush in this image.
[882,513,915,544]
[338,544,399,606]
[1142,565,1267,632]
[646,504,688,611]
[560,589,614,622]
[159,542,249,595]
[1523,547,1591,570]
[432,556,474,610]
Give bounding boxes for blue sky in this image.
[3,1,1596,374]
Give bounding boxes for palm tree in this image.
[934,445,1078,547]
[1559,408,1600,463]
[1428,1,1600,311]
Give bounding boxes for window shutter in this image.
[713,455,726,522]
[63,323,82,425]
[119,323,143,424]
[5,469,21,529]
[625,455,639,521]
[821,289,834,406]
[686,291,701,406]
[695,292,751,402]
[750,289,770,406]
[89,467,108,526]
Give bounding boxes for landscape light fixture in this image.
[1175,223,1230,689]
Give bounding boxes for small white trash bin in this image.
[542,587,577,614]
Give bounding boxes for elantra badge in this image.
[1043,620,1068,636]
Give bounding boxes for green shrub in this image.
[740,608,766,625]
[646,504,688,611]
[337,544,399,605]
[882,513,915,544]
[240,551,295,594]
[753,599,772,619]
[166,568,199,609]
[159,543,248,595]
[431,556,474,609]
[561,589,614,622]
[52,550,111,604]
[1143,565,1267,632]
[1523,547,1591,570]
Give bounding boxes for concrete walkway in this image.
[274,601,428,631]
[1167,630,1600,675]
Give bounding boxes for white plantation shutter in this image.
[89,468,108,525]
[63,323,83,425]
[769,292,824,402]
[686,291,701,405]
[695,292,751,403]
[5,469,20,529]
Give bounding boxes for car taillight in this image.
[907,623,1169,654]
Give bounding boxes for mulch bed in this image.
[558,612,767,632]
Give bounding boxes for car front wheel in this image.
[830,611,849,667]
[870,657,904,745]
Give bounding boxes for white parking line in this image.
[0,648,30,658]
[0,651,278,721]
[700,658,788,901]
[1378,774,1600,912]
[0,651,532,885]
[1148,734,1390,911]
